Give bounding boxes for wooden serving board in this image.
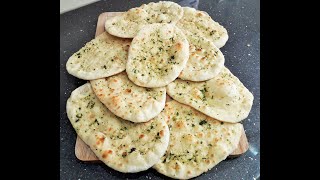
[74,12,249,162]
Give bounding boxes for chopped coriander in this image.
[199,120,207,125]
[129,148,136,153]
[76,114,82,118]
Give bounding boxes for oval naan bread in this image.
[105,1,183,38]
[176,7,228,48]
[66,32,131,80]
[66,83,170,173]
[167,67,254,123]
[153,100,243,179]
[126,23,189,87]
[90,72,166,123]
[179,34,225,81]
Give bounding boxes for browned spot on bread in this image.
[135,8,142,14]
[187,170,191,174]
[197,132,204,138]
[139,134,145,139]
[213,138,219,143]
[173,163,180,170]
[112,96,120,104]
[175,121,184,129]
[197,12,203,17]
[122,152,127,157]
[113,79,118,82]
[89,113,95,119]
[159,130,164,137]
[150,57,155,62]
[96,136,105,145]
[126,89,132,93]
[184,134,193,141]
[108,127,112,131]
[205,159,210,164]
[175,43,183,50]
[102,150,112,159]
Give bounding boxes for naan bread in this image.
[176,7,228,48]
[140,1,183,24]
[66,32,131,80]
[90,72,166,123]
[167,67,254,123]
[66,83,169,173]
[126,23,189,87]
[105,1,183,38]
[153,100,243,179]
[179,34,225,81]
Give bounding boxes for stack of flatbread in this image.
[66,1,254,179]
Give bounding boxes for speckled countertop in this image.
[60,0,260,179]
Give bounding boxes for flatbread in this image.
[66,32,131,80]
[140,1,183,23]
[176,7,228,48]
[126,23,189,87]
[167,67,254,123]
[66,83,170,173]
[153,100,243,179]
[105,1,183,38]
[179,34,225,81]
[90,72,166,123]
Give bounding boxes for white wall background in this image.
[60,0,100,14]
